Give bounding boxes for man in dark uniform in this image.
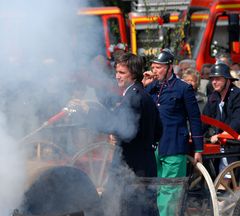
[103,52,162,216]
[202,62,240,174]
[112,53,162,177]
[143,48,203,216]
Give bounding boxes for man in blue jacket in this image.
[144,48,203,216]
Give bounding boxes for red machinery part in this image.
[46,110,68,126]
[201,114,239,139]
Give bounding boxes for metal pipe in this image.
[19,108,70,143]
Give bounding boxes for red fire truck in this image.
[187,0,240,70]
[126,0,240,70]
[78,6,128,60]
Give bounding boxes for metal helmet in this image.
[151,48,174,65]
[210,62,239,81]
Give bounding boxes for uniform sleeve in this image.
[229,92,240,133]
[183,84,204,152]
[202,97,215,137]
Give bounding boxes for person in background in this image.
[201,63,212,80]
[230,62,240,88]
[182,68,207,112]
[231,62,240,72]
[202,62,240,176]
[216,52,232,67]
[178,59,196,79]
[143,48,203,216]
[199,63,214,96]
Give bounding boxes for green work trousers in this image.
[155,150,187,216]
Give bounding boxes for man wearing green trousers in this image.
[144,48,203,215]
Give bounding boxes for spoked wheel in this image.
[25,140,69,188]
[232,197,240,216]
[25,140,69,161]
[70,141,115,195]
[184,156,219,216]
[214,161,240,215]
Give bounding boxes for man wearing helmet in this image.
[143,48,203,216]
[202,62,240,174]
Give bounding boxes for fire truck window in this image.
[136,26,163,56]
[229,14,240,54]
[210,16,229,57]
[136,24,179,56]
[188,10,208,59]
[108,18,121,45]
[75,16,105,59]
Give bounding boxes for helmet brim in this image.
[150,59,170,64]
[209,74,239,81]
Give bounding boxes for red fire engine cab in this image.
[187,0,240,70]
[78,6,128,60]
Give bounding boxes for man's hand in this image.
[109,134,117,145]
[210,134,219,143]
[142,71,155,87]
[194,152,202,164]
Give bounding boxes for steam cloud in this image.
[0,0,140,215]
[0,112,26,215]
[0,0,109,214]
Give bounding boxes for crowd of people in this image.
[98,49,240,216]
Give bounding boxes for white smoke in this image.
[0,0,143,215]
[0,0,107,215]
[0,112,26,215]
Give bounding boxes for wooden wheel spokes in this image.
[97,146,112,187]
[214,161,240,194]
[26,140,68,161]
[70,142,115,194]
[185,156,219,216]
[214,161,240,215]
[189,175,202,190]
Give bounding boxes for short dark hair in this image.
[114,52,144,82]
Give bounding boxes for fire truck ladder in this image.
[131,0,190,14]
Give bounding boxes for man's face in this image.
[115,63,134,89]
[151,62,170,81]
[211,76,227,92]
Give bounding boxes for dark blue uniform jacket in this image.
[145,73,203,156]
[111,82,162,177]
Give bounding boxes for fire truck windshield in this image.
[135,23,181,56]
[75,15,105,59]
[136,26,163,56]
[187,10,209,59]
